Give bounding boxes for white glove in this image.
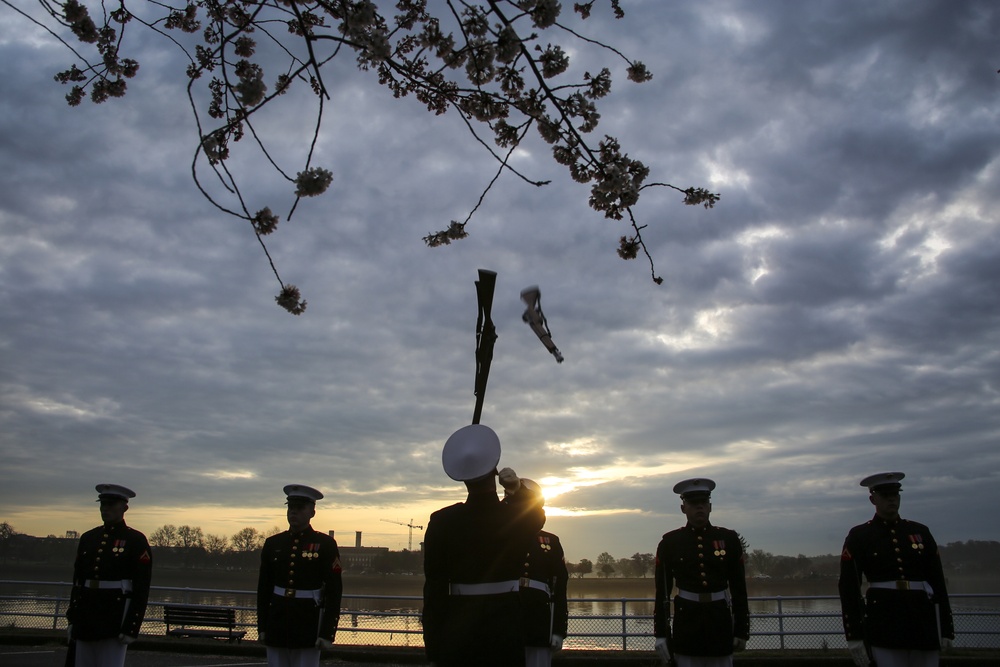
[315,637,333,650]
[848,639,870,667]
[117,634,136,645]
[733,636,746,651]
[498,467,520,494]
[66,624,73,642]
[654,637,671,664]
[258,631,265,643]
[941,637,953,651]
[550,634,563,651]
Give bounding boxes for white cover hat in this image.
[442,424,501,481]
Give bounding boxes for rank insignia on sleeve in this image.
[841,547,852,561]
[332,557,342,573]
[139,550,151,564]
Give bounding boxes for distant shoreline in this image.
[4,561,998,596]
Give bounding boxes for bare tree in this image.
[176,524,205,548]
[149,524,179,547]
[231,526,263,551]
[204,533,229,555]
[0,522,18,564]
[630,551,653,577]
[596,550,615,578]
[7,0,718,313]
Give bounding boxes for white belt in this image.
[273,586,322,602]
[450,580,519,595]
[869,580,933,595]
[83,579,132,592]
[518,578,552,595]
[676,588,729,603]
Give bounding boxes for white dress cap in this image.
[442,424,502,481]
[283,484,324,503]
[95,484,136,501]
[672,478,716,499]
[859,472,905,491]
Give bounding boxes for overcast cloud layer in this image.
[2,0,999,562]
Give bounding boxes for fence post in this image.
[777,596,785,650]
[620,598,627,651]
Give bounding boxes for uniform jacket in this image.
[654,523,750,657]
[422,491,540,667]
[257,527,343,647]
[839,514,954,650]
[520,530,569,646]
[67,521,153,641]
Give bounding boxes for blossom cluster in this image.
[44,0,715,311]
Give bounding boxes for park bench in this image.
[163,603,247,642]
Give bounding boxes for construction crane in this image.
[380,518,424,551]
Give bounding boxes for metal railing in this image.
[2,581,999,652]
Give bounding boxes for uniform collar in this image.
[685,522,713,532]
[872,513,903,527]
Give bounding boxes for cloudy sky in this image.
[2,0,999,564]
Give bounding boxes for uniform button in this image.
[698,553,704,559]
[288,580,295,585]
[293,545,299,550]
[894,548,900,553]
[291,553,297,558]
[524,562,530,567]
[97,549,104,554]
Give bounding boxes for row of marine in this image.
[64,431,952,667]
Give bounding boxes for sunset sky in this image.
[2,0,999,564]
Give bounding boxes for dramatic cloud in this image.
[1,0,998,562]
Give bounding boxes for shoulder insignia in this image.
[841,547,852,561]
[139,549,151,564]
[332,557,342,574]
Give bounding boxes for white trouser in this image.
[675,655,734,667]
[74,639,127,667]
[525,646,552,667]
[871,647,939,667]
[266,646,320,667]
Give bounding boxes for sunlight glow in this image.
[200,470,257,480]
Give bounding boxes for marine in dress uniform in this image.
[508,478,569,667]
[838,472,954,667]
[66,484,153,667]
[653,478,749,667]
[256,484,343,667]
[422,424,541,667]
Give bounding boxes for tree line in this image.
[3,522,998,577]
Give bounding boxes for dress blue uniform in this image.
[67,484,152,667]
[507,478,569,667]
[838,472,953,667]
[257,484,342,667]
[422,424,541,667]
[654,478,749,667]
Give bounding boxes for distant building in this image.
[332,530,389,572]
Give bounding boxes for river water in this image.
[3,572,998,651]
